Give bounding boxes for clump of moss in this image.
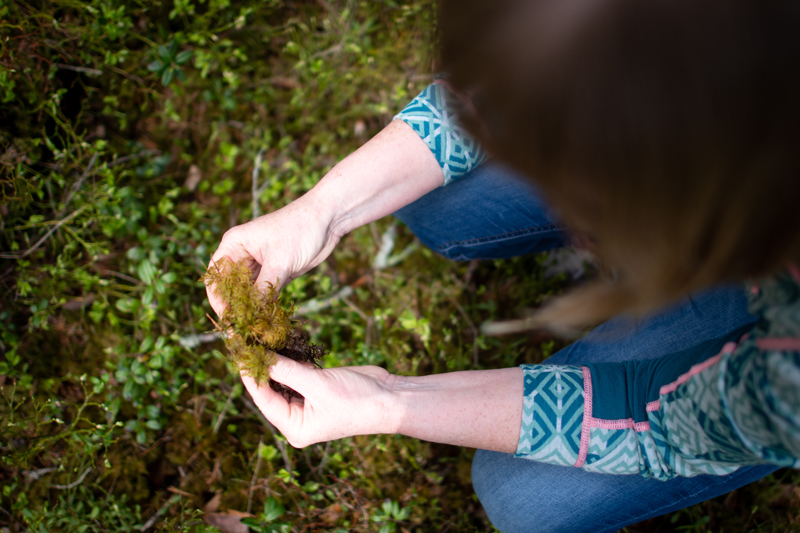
[202,257,325,396]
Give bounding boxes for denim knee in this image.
[472,449,530,533]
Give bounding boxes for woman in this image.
[207,0,800,530]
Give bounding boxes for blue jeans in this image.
[394,163,778,533]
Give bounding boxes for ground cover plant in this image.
[1,0,800,531]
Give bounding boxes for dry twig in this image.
[52,467,92,490]
[0,205,87,260]
[59,152,97,217]
[239,391,293,479]
[54,63,102,75]
[139,494,182,531]
[246,436,264,514]
[251,147,266,220]
[213,387,236,434]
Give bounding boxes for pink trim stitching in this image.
[756,337,800,352]
[658,342,736,396]
[591,418,635,430]
[646,400,661,412]
[574,367,592,468]
[588,418,651,432]
[788,263,800,285]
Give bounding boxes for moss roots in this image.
[202,258,325,396]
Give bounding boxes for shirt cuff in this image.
[516,364,585,467]
[394,81,487,185]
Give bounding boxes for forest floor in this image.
[2,0,800,531]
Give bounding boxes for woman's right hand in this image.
[206,119,445,317]
[206,194,341,316]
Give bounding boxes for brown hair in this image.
[441,0,800,330]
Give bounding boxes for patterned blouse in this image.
[396,83,800,480]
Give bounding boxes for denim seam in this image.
[436,223,564,254]
[596,467,769,533]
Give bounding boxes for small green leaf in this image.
[175,68,186,82]
[161,67,174,86]
[175,50,193,64]
[158,45,172,60]
[240,518,261,527]
[145,419,161,430]
[258,443,278,461]
[137,261,157,284]
[154,279,166,295]
[161,272,177,284]
[6,349,20,367]
[147,60,164,72]
[115,298,136,313]
[139,336,154,353]
[126,246,145,261]
[142,286,155,306]
[262,497,285,522]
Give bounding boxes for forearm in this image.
[388,367,523,453]
[303,119,444,238]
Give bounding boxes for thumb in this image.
[267,354,319,394]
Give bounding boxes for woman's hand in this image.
[242,355,401,448]
[207,197,340,316]
[206,120,444,316]
[243,356,524,453]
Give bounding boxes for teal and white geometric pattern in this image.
[395,83,487,185]
[725,348,800,467]
[583,428,640,475]
[516,365,584,467]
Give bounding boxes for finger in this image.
[268,354,320,394]
[206,241,260,316]
[210,234,256,267]
[241,374,292,429]
[205,283,228,318]
[254,262,289,295]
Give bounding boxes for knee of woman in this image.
[471,449,502,510]
[472,449,529,533]
[473,450,580,533]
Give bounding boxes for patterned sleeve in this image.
[394,80,487,185]
[516,270,800,480]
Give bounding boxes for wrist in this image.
[303,119,443,240]
[380,369,524,452]
[378,373,410,436]
[304,165,361,239]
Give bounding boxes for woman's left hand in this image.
[241,355,401,448]
[242,355,524,453]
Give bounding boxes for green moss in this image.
[203,257,323,389]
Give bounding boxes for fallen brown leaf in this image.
[322,503,342,524]
[204,491,223,513]
[269,76,301,89]
[185,164,202,191]
[204,510,253,533]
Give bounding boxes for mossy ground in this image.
[2,0,800,531]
